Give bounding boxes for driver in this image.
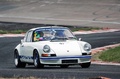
[34,31,44,41]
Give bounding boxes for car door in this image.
[21,30,34,62]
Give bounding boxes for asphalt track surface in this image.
[0,0,120,28]
[0,31,120,79]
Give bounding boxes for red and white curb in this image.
[0,34,25,37]
[92,61,120,66]
[73,29,120,35]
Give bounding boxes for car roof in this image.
[29,26,68,31]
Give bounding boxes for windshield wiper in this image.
[68,37,77,40]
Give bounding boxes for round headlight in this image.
[43,45,50,53]
[84,43,91,51]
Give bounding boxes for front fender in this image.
[77,41,92,54]
[14,44,21,55]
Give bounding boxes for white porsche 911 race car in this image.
[14,26,92,68]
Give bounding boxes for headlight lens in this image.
[43,45,50,53]
[84,43,91,51]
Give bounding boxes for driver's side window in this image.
[33,30,44,42]
[25,31,33,42]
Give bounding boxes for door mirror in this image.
[21,39,24,44]
[79,38,82,41]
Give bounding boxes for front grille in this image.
[62,59,78,64]
[50,54,56,57]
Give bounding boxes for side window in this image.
[25,31,33,42]
[33,30,44,42]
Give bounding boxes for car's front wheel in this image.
[33,50,44,68]
[14,50,26,68]
[80,62,91,68]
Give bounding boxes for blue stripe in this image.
[20,56,33,59]
[19,55,91,60]
[40,56,91,60]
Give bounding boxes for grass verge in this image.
[99,46,120,63]
[92,46,120,63]
[0,30,26,34]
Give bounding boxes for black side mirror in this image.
[21,39,24,44]
[79,38,82,41]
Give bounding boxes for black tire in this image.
[33,50,44,68]
[60,65,69,68]
[80,62,91,68]
[14,50,26,68]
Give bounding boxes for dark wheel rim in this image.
[14,52,19,66]
[34,52,39,67]
[33,50,44,68]
[14,50,26,68]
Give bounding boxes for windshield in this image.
[33,27,76,42]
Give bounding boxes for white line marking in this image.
[39,4,46,7]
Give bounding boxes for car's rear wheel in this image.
[80,62,91,68]
[14,50,26,68]
[33,50,44,68]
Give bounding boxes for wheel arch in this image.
[14,44,21,55]
[14,48,17,52]
[33,49,37,56]
[33,48,41,57]
[14,49,20,55]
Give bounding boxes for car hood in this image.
[48,40,82,56]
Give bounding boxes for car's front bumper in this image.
[40,55,91,65]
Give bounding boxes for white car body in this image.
[14,26,92,68]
